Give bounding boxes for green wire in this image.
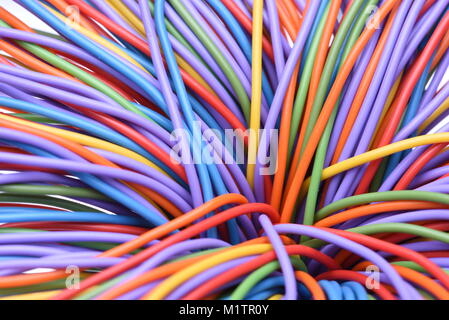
[300,0,366,154]
[10,113,59,124]
[302,223,449,250]
[230,258,304,300]
[316,190,449,220]
[66,242,142,252]
[302,96,341,232]
[392,261,449,275]
[302,0,377,228]
[0,278,84,296]
[287,2,331,158]
[370,158,389,192]
[0,184,110,201]
[0,194,105,212]
[0,228,46,233]
[349,223,449,244]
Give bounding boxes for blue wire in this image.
[246,288,282,300]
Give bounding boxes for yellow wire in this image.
[106,0,146,36]
[301,132,449,192]
[268,294,283,300]
[0,290,60,300]
[247,0,264,187]
[419,96,449,133]
[143,244,272,300]
[0,114,168,177]
[45,4,213,93]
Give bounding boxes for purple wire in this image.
[99,238,229,299]
[139,0,203,207]
[259,214,297,300]
[266,0,285,78]
[330,0,421,203]
[0,149,192,213]
[88,0,142,37]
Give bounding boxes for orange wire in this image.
[276,0,300,39]
[329,4,399,166]
[270,64,300,210]
[283,0,341,197]
[295,270,326,300]
[281,0,399,223]
[315,201,449,228]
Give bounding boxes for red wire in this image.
[182,245,341,300]
[394,143,447,190]
[1,222,147,235]
[338,221,449,268]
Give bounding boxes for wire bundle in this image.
[0,0,448,300]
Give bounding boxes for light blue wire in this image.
[206,0,274,105]
[343,281,368,300]
[154,0,236,238]
[319,280,343,300]
[0,208,147,227]
[341,283,356,300]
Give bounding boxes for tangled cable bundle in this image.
[1,0,449,301]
